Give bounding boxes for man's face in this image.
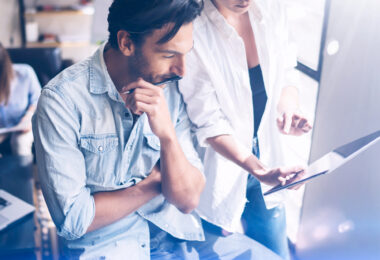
[129,23,194,85]
[213,0,251,14]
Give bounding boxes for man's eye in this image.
[163,55,175,59]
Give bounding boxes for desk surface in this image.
[0,155,36,256]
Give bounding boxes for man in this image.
[33,0,281,259]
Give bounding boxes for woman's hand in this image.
[16,112,33,133]
[277,86,312,136]
[277,111,312,136]
[253,166,306,188]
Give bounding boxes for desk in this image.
[0,155,36,258]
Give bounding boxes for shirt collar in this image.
[89,42,123,102]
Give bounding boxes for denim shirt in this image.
[32,44,204,259]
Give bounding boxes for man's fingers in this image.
[121,78,162,94]
[123,80,164,115]
[125,95,158,115]
[126,100,143,115]
[131,87,158,97]
[131,93,160,105]
[121,79,143,93]
[133,101,154,115]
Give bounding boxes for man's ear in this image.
[117,30,135,56]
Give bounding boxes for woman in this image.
[0,43,41,156]
[179,0,312,259]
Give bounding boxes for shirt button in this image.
[141,243,146,248]
[98,146,104,152]
[124,112,130,118]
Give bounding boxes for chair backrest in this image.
[7,47,63,86]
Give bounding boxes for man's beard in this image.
[127,48,153,83]
[128,48,177,85]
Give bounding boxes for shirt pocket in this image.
[128,133,160,179]
[144,134,161,151]
[80,134,119,185]
[142,133,161,172]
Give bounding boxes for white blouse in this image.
[179,0,299,232]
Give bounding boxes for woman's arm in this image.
[207,135,305,187]
[17,104,36,132]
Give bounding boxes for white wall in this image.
[91,0,113,43]
[0,0,21,47]
[0,0,98,62]
[285,0,326,70]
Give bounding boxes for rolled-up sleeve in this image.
[179,49,233,147]
[32,88,95,240]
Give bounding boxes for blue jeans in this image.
[150,221,282,260]
[241,137,290,260]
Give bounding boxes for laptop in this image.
[264,130,380,196]
[0,189,35,231]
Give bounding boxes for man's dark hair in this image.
[107,0,204,49]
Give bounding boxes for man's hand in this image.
[87,163,162,233]
[277,111,312,136]
[121,79,205,213]
[253,166,306,189]
[121,78,176,141]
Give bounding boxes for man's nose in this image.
[171,56,186,77]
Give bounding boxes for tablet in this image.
[264,130,380,196]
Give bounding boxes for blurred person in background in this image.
[179,0,312,259]
[0,42,40,156]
